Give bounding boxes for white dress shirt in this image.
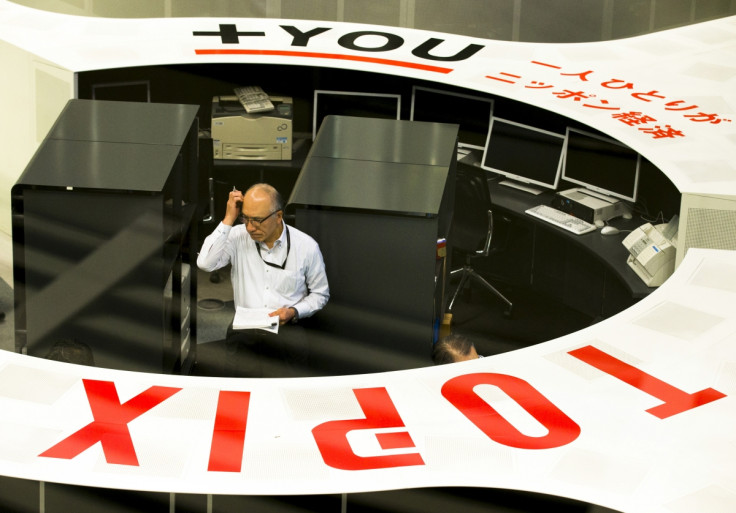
[197,221,329,319]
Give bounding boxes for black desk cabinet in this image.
[289,116,458,371]
[531,227,632,318]
[12,99,200,374]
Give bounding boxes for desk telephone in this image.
[622,216,678,287]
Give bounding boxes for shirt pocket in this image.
[273,268,302,296]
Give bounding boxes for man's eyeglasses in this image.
[238,209,280,227]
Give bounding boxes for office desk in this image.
[486,176,654,319]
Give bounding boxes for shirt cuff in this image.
[216,222,233,235]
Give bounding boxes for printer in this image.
[211,95,293,160]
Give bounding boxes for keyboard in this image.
[233,85,274,113]
[525,204,597,235]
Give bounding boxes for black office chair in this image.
[447,164,513,318]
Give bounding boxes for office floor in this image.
[446,279,594,357]
[193,264,595,376]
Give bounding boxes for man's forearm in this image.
[291,289,329,319]
[196,222,231,271]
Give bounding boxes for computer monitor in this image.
[562,127,640,203]
[410,85,493,151]
[91,80,151,102]
[481,117,565,194]
[312,90,402,140]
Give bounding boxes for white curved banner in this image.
[1,2,735,512]
[0,248,733,512]
[0,3,734,195]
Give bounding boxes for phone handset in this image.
[622,222,677,287]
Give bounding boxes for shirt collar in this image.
[274,221,287,247]
[259,221,287,249]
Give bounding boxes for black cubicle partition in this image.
[12,99,200,374]
[289,116,458,372]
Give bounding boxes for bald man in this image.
[198,183,329,377]
[432,334,480,364]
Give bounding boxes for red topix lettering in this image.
[39,379,181,466]
[569,345,726,419]
[312,387,424,471]
[208,391,251,472]
[442,373,581,449]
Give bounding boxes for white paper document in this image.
[233,307,280,333]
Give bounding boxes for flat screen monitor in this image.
[410,85,493,150]
[312,90,402,140]
[91,80,151,102]
[481,117,565,194]
[562,127,640,203]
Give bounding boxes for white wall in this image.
[8,0,736,42]
[0,39,74,282]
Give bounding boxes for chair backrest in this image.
[451,163,493,254]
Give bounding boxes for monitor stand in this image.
[457,147,483,167]
[499,179,544,195]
